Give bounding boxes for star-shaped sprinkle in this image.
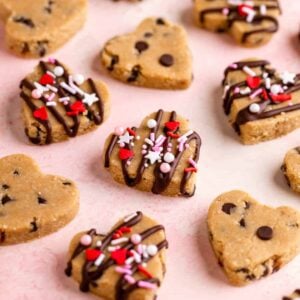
[118,132,134,145]
[82,93,99,106]
[279,71,296,85]
[145,151,161,165]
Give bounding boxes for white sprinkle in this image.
[60,82,76,94]
[34,82,49,92]
[265,77,271,89]
[124,212,138,223]
[108,246,120,252]
[131,250,142,263]
[178,130,193,142]
[147,245,158,256]
[145,138,154,146]
[111,237,129,246]
[250,88,263,100]
[46,70,56,78]
[270,84,282,95]
[73,73,85,85]
[243,66,256,77]
[53,66,64,77]
[260,4,267,15]
[125,257,135,265]
[46,101,56,107]
[59,97,70,103]
[249,103,260,114]
[262,72,269,79]
[94,253,105,267]
[46,84,58,93]
[96,241,102,247]
[147,119,157,129]
[240,87,251,95]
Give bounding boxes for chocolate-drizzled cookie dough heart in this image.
[65,211,168,300]
[101,18,193,89]
[194,0,281,47]
[208,190,300,286]
[20,58,110,145]
[0,0,87,58]
[282,147,300,194]
[0,154,79,245]
[103,109,201,197]
[222,58,300,144]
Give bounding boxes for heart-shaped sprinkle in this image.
[165,121,180,132]
[238,4,253,17]
[111,248,128,265]
[85,249,102,261]
[39,73,54,85]
[119,149,134,160]
[271,94,292,102]
[67,101,86,116]
[33,107,48,121]
[246,76,261,89]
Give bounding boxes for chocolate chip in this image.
[0,231,5,243]
[156,18,165,25]
[30,218,38,232]
[44,0,55,13]
[237,268,249,273]
[135,41,149,53]
[13,16,35,28]
[13,170,20,175]
[107,55,119,71]
[244,202,250,209]
[1,195,13,205]
[2,184,9,190]
[221,203,236,215]
[144,32,153,38]
[159,54,174,67]
[63,182,72,186]
[295,147,300,154]
[295,289,300,295]
[127,65,141,82]
[246,274,256,281]
[38,197,47,204]
[21,42,30,54]
[239,218,246,227]
[282,297,292,300]
[256,226,273,241]
[37,40,48,57]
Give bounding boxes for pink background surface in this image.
[0,0,300,299]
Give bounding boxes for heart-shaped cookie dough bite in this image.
[208,191,300,286]
[282,147,300,194]
[222,58,300,144]
[104,110,201,197]
[20,58,110,145]
[65,211,167,300]
[101,18,193,89]
[0,0,87,58]
[0,154,79,245]
[194,0,281,47]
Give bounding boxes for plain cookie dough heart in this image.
[194,0,281,47]
[103,109,201,197]
[20,58,110,145]
[101,17,193,89]
[65,211,167,300]
[0,0,87,58]
[208,190,300,286]
[282,147,300,194]
[0,154,79,245]
[222,58,300,144]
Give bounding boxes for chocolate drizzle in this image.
[65,212,168,299]
[199,1,280,44]
[222,60,300,132]
[20,60,105,144]
[104,110,201,197]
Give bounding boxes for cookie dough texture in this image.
[282,147,300,194]
[222,58,300,144]
[0,0,87,58]
[103,110,201,197]
[66,212,167,300]
[208,190,300,286]
[101,18,193,89]
[20,60,110,145]
[0,154,79,245]
[194,0,281,47]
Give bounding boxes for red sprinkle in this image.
[120,226,132,233]
[33,107,48,121]
[184,167,197,173]
[112,233,121,239]
[165,121,180,132]
[85,249,102,261]
[39,73,54,85]
[67,101,86,116]
[246,76,261,89]
[238,4,253,17]
[167,132,180,139]
[262,89,269,100]
[271,94,292,102]
[127,128,136,136]
[137,265,153,279]
[119,148,134,160]
[111,248,128,265]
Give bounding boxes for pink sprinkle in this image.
[48,57,56,64]
[125,275,136,285]
[167,148,172,152]
[142,145,147,149]
[188,158,197,168]
[115,267,132,275]
[178,140,185,152]
[138,281,157,290]
[168,143,172,147]
[230,63,238,69]
[47,92,56,102]
[137,244,143,254]
[222,8,229,15]
[142,150,147,155]
[234,87,240,94]
[150,133,155,141]
[185,144,190,149]
[120,142,125,148]
[249,88,263,100]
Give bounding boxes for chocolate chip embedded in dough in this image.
[0,231,5,243]
[30,218,38,232]
[159,54,174,67]
[221,203,236,215]
[144,32,153,38]
[1,195,13,205]
[239,218,246,227]
[135,41,149,53]
[107,55,119,71]
[2,184,9,190]
[38,197,47,204]
[13,16,35,28]
[256,226,273,241]
[127,65,141,82]
[156,18,166,25]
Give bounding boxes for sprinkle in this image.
[188,158,197,168]
[137,244,143,254]
[127,161,131,166]
[111,237,129,246]
[150,132,155,141]
[234,87,240,94]
[127,127,136,136]
[147,119,157,129]
[39,73,54,85]
[85,249,102,261]
[167,132,180,139]
[222,7,229,15]
[185,167,197,173]
[124,275,136,284]
[249,103,261,113]
[46,84,58,93]
[249,88,263,99]
[142,150,147,155]
[260,4,267,15]
[178,140,185,152]
[144,163,149,168]
[265,77,271,89]
[185,144,190,149]
[131,234,142,245]
[124,212,138,223]
[138,265,153,279]
[138,281,157,290]
[240,87,251,95]
[34,82,49,92]
[131,250,142,263]
[108,246,120,252]
[59,97,70,103]
[31,89,43,99]
[69,79,85,95]
[243,66,256,77]
[229,63,238,69]
[178,130,194,142]
[270,84,282,95]
[80,234,92,246]
[94,253,105,267]
[160,162,171,173]
[60,82,76,94]
[164,152,175,163]
[262,72,269,79]
[115,266,132,275]
[96,241,102,247]
[53,66,64,77]
[46,101,56,107]
[120,226,131,233]
[46,70,56,78]
[147,245,158,256]
[125,257,135,265]
[73,73,85,85]
[142,145,147,149]
[48,57,56,64]
[145,138,154,146]
[47,92,56,102]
